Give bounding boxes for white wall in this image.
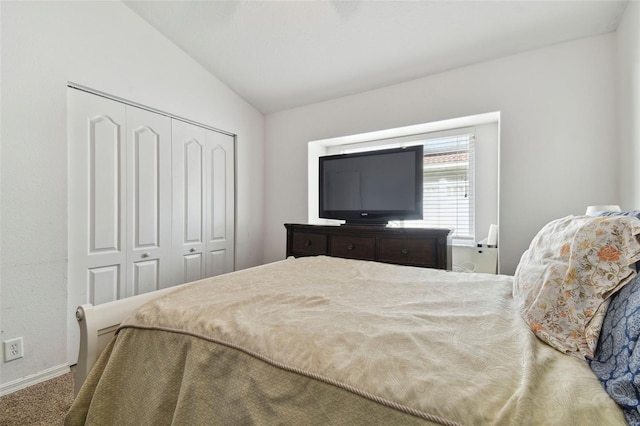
[618,1,640,209]
[0,2,264,388]
[264,33,618,275]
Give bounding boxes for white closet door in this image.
[125,107,172,295]
[172,120,207,283]
[69,88,235,364]
[68,90,127,363]
[205,131,235,277]
[172,120,235,283]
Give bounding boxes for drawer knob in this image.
[347,243,355,251]
[401,248,409,255]
[304,239,312,247]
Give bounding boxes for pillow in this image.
[589,274,640,425]
[597,210,640,219]
[597,210,640,271]
[513,215,640,359]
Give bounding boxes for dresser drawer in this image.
[378,237,438,267]
[329,235,376,260]
[290,232,328,256]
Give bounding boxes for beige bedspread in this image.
[66,256,625,425]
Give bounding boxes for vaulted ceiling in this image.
[125,0,629,114]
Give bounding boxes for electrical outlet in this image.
[3,337,24,362]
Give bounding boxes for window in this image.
[406,133,475,245]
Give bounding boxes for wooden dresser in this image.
[285,223,452,270]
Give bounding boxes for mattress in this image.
[66,256,625,425]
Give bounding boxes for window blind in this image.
[417,133,475,244]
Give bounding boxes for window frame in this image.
[307,113,499,249]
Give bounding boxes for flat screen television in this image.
[319,145,424,226]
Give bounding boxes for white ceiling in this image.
[124,0,629,114]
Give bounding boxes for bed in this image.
[66,215,640,425]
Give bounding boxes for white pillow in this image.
[513,215,640,359]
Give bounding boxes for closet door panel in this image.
[133,260,159,295]
[68,90,127,363]
[183,254,204,284]
[90,116,121,252]
[125,107,172,294]
[184,140,204,243]
[88,265,121,306]
[133,127,160,246]
[209,145,227,240]
[172,120,207,283]
[69,95,127,291]
[206,249,227,278]
[206,131,235,274]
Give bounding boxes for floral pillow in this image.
[513,215,640,359]
[597,210,640,271]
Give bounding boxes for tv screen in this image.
[319,145,423,225]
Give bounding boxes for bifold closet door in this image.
[68,89,172,363]
[68,90,127,314]
[172,120,235,284]
[68,90,126,363]
[204,130,235,277]
[69,88,235,364]
[124,107,172,295]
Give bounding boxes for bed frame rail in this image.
[74,285,185,396]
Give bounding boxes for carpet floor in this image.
[0,369,74,426]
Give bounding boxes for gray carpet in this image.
[0,369,74,426]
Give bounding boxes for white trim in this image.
[308,112,500,227]
[310,111,500,147]
[0,364,70,396]
[67,82,236,137]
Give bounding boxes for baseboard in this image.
[0,363,70,397]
